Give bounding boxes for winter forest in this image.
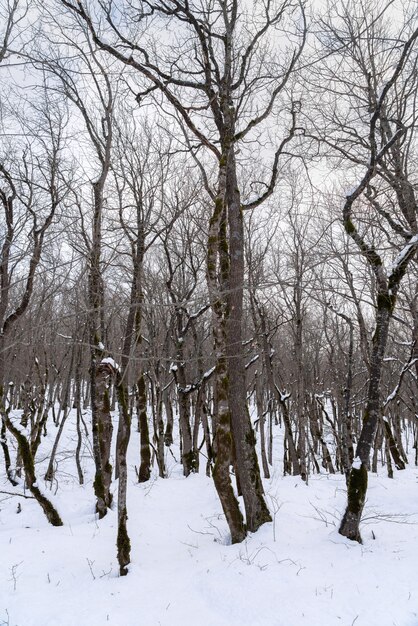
[0,0,418,624]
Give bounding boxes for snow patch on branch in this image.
[389,234,418,275]
[203,366,216,380]
[101,357,120,371]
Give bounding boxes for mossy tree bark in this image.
[212,357,246,544]
[333,18,418,540]
[88,182,111,518]
[339,300,392,541]
[339,229,418,540]
[61,0,305,541]
[226,146,271,531]
[137,372,151,483]
[383,418,405,471]
[94,361,114,514]
[207,171,246,544]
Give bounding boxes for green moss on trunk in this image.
[339,463,368,542]
[117,507,131,576]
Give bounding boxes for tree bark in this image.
[339,300,392,541]
[226,147,271,533]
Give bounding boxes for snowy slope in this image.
[1,412,417,626]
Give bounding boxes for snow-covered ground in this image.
[1,412,418,626]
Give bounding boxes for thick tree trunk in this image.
[206,175,246,543]
[226,149,271,533]
[176,360,196,476]
[339,301,392,542]
[212,356,246,544]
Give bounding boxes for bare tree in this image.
[0,90,66,523]
[35,15,118,516]
[60,0,307,541]
[312,0,418,541]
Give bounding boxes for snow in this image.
[389,234,418,275]
[1,411,418,626]
[345,185,358,198]
[101,357,120,372]
[384,389,398,405]
[203,366,216,380]
[352,456,362,470]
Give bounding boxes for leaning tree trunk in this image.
[339,298,392,542]
[4,413,63,526]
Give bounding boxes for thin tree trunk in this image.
[137,372,151,483]
[94,361,114,514]
[115,376,131,576]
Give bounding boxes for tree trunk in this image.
[206,175,246,543]
[226,148,271,533]
[137,372,151,483]
[4,413,63,526]
[115,377,131,576]
[339,301,392,542]
[94,361,114,516]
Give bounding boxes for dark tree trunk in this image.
[206,176,246,543]
[212,357,246,544]
[339,301,392,542]
[137,372,151,483]
[163,389,174,446]
[94,361,114,516]
[226,149,271,533]
[4,413,63,526]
